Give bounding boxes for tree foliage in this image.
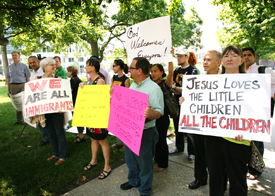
[10,0,203,62]
[0,0,84,79]
[213,0,275,63]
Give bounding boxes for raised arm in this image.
[165,48,174,88]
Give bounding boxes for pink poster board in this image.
[108,85,148,156]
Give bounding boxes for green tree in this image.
[0,0,85,81]
[10,0,203,62]
[213,0,275,64]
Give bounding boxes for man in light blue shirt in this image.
[6,51,31,124]
[120,57,164,196]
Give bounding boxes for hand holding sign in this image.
[108,85,148,156]
[126,16,172,64]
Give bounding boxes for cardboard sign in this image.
[126,16,172,64]
[179,74,271,142]
[108,85,148,156]
[23,78,73,118]
[10,91,23,111]
[72,85,110,128]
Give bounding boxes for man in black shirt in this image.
[170,49,198,163]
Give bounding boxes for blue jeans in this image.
[38,124,50,142]
[45,113,67,159]
[124,126,158,195]
[248,141,264,176]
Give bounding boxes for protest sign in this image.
[126,15,172,64]
[10,91,23,111]
[23,78,73,118]
[72,85,110,128]
[108,85,148,156]
[179,74,271,142]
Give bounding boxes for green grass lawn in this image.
[0,86,125,196]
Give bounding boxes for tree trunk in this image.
[91,40,99,57]
[255,54,260,65]
[1,45,8,85]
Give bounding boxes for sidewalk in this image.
[64,139,275,196]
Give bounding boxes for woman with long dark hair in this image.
[150,48,174,171]
[79,58,111,179]
[110,59,130,152]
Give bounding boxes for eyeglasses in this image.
[47,63,56,67]
[129,66,139,70]
[113,65,118,68]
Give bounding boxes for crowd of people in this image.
[6,44,273,195]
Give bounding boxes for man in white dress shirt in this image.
[242,47,275,180]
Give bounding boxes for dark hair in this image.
[89,55,101,62]
[86,57,105,79]
[242,47,255,56]
[11,51,20,56]
[28,56,38,61]
[221,45,245,74]
[53,56,61,62]
[133,57,150,75]
[188,51,197,66]
[67,66,78,76]
[152,64,166,78]
[114,59,128,73]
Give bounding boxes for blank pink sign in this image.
[108,85,148,156]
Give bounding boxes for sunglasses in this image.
[113,65,118,68]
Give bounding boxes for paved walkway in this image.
[64,139,275,196]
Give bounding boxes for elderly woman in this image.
[66,66,84,143]
[40,58,67,165]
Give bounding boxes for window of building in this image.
[78,57,84,62]
[68,58,74,62]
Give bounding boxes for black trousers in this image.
[155,112,169,168]
[193,134,207,182]
[173,94,195,155]
[205,136,251,196]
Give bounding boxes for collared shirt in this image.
[130,76,164,129]
[6,61,31,83]
[55,66,68,79]
[246,63,275,96]
[31,67,44,81]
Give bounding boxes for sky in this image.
[184,0,222,51]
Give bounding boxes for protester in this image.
[170,48,198,163]
[86,55,112,85]
[28,56,50,146]
[54,56,68,79]
[110,59,130,152]
[6,51,31,125]
[66,66,85,143]
[188,51,200,74]
[205,45,251,196]
[79,58,111,179]
[40,58,68,165]
[120,57,164,196]
[184,50,223,189]
[242,47,275,180]
[150,48,174,172]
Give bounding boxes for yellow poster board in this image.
[72,85,110,128]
